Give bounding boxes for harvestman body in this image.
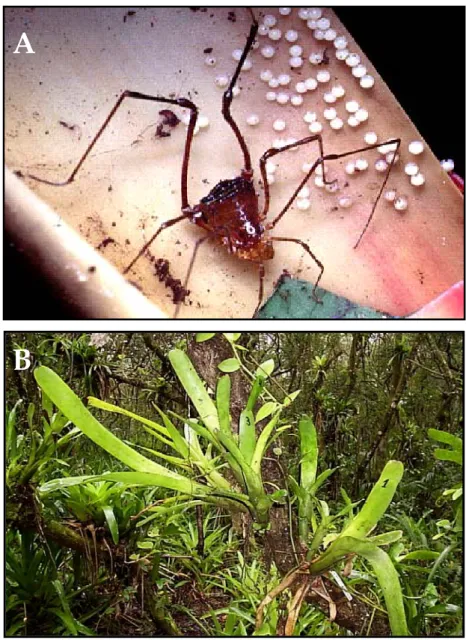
[28,9,400,318]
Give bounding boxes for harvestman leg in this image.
[173,235,209,319]
[28,90,200,273]
[255,134,332,313]
[221,9,258,176]
[254,136,401,314]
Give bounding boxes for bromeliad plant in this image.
[34,349,292,530]
[256,416,408,636]
[58,481,144,545]
[6,396,80,490]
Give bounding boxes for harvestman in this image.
[28,9,400,318]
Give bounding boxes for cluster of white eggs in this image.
[200,8,434,217]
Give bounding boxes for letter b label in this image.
[14,349,31,370]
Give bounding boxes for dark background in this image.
[337,7,465,176]
[5,7,465,319]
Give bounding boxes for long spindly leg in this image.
[259,134,329,225]
[173,235,209,318]
[222,10,258,176]
[253,262,266,317]
[124,214,187,274]
[28,91,198,212]
[262,136,401,249]
[271,236,325,303]
[348,138,401,248]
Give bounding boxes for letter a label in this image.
[14,33,35,54]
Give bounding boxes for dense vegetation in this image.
[5,332,463,636]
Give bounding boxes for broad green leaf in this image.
[152,405,189,460]
[239,409,256,464]
[182,422,204,459]
[222,333,241,343]
[250,411,282,475]
[283,390,301,406]
[271,489,288,504]
[399,550,440,562]
[255,359,274,378]
[216,375,231,434]
[246,376,265,412]
[137,540,154,549]
[310,536,408,636]
[299,417,318,490]
[428,428,462,451]
[366,530,403,546]
[6,400,21,461]
[128,442,189,470]
[309,468,336,496]
[256,402,279,423]
[433,449,462,465]
[41,471,211,497]
[88,397,169,438]
[168,350,219,432]
[41,389,54,419]
[102,505,119,544]
[27,403,35,429]
[34,367,180,479]
[436,519,450,528]
[340,487,352,506]
[339,461,403,540]
[214,430,264,500]
[195,333,216,343]
[288,475,305,500]
[218,358,240,373]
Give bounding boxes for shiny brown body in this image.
[190,176,274,263]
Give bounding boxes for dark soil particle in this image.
[96,237,116,250]
[151,257,190,304]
